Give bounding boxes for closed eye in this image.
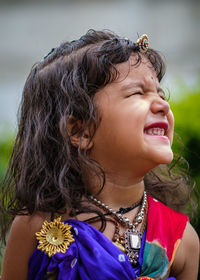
[158,88,166,100]
[159,92,166,100]
[126,92,144,98]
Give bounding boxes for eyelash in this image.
[160,95,166,100]
[126,92,143,97]
[127,92,166,100]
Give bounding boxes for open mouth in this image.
[144,127,165,136]
[144,122,168,137]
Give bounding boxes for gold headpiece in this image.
[137,34,149,53]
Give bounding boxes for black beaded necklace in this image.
[84,196,143,224]
[117,200,142,214]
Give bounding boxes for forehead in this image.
[94,54,160,103]
[114,54,158,85]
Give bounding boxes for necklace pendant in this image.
[125,228,143,265]
[129,231,141,249]
[112,241,126,253]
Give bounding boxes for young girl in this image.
[0,30,199,280]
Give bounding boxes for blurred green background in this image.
[170,81,200,236]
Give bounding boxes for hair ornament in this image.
[137,34,149,53]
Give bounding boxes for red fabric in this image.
[146,195,188,262]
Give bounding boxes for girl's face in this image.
[90,55,174,177]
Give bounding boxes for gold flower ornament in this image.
[36,217,75,257]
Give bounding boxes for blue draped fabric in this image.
[29,219,145,279]
[28,219,175,279]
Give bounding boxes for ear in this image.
[66,116,93,150]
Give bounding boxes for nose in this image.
[151,96,170,116]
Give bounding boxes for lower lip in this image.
[145,134,169,141]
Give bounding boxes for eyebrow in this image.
[120,81,144,91]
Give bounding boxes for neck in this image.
[89,175,145,210]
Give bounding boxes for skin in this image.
[1,55,199,279]
[87,55,174,207]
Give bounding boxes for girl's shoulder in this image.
[11,212,52,238]
[11,210,72,233]
[6,212,50,258]
[171,222,199,279]
[1,212,58,280]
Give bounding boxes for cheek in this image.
[168,110,174,145]
[117,106,145,130]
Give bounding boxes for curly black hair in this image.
[0,29,190,244]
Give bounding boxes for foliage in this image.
[170,86,200,236]
[0,132,15,271]
[0,136,14,183]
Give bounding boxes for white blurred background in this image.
[0,0,200,133]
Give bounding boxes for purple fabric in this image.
[28,219,176,279]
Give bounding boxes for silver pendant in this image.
[125,228,142,266]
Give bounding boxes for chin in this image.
[147,147,174,166]
[156,151,174,164]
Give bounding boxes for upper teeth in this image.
[145,128,165,136]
